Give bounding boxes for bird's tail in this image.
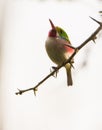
[65,64,73,86]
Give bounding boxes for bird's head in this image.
[48,19,57,37]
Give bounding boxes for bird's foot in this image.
[50,66,59,78]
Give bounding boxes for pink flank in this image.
[64,42,74,54]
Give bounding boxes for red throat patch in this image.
[48,29,56,37]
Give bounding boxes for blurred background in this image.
[0,0,102,130]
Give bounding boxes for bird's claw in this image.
[50,66,59,78]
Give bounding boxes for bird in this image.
[45,19,74,86]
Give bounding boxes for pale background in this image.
[0,0,102,130]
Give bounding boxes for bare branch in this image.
[77,17,102,50]
[15,17,102,96]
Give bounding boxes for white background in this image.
[0,0,102,130]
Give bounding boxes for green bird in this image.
[45,19,74,86]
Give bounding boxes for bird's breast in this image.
[45,37,69,65]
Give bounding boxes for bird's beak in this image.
[49,19,56,29]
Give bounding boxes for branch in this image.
[15,17,102,96]
[77,17,102,50]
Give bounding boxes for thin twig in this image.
[77,17,102,50]
[15,17,102,96]
[15,51,76,96]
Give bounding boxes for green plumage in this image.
[56,26,70,42]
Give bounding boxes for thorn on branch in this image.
[15,88,23,95]
[90,35,97,43]
[33,88,38,96]
[70,62,75,69]
[90,16,102,25]
[92,36,97,43]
